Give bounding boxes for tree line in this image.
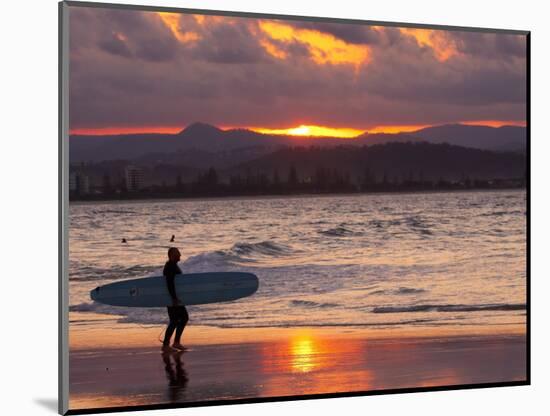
[70,164,526,201]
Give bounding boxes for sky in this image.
[68,6,527,136]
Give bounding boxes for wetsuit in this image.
[162,260,189,345]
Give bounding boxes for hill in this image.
[411,124,525,152]
[226,141,526,182]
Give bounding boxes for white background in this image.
[2,0,548,415]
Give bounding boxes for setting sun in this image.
[249,124,365,138]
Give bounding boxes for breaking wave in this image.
[182,241,295,269]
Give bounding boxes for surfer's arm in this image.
[166,274,179,303]
[163,262,182,305]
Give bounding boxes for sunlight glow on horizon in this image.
[69,120,526,136]
[70,126,185,135]
[459,120,527,128]
[367,124,433,134]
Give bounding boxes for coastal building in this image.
[125,165,144,192]
[69,171,77,193]
[69,171,90,195]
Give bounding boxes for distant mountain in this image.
[175,122,268,150]
[69,122,527,164]
[410,124,526,152]
[177,121,223,136]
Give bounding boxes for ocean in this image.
[69,190,527,332]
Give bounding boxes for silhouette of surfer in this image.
[162,247,189,351]
[121,238,127,243]
[170,235,175,242]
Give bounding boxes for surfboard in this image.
[90,272,259,307]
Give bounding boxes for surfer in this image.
[170,235,175,242]
[162,247,189,351]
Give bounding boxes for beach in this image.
[69,317,527,411]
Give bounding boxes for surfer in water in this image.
[162,247,189,351]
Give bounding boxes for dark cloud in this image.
[188,20,267,64]
[98,33,133,58]
[495,34,527,58]
[279,40,311,59]
[452,31,526,60]
[71,7,179,62]
[362,43,526,106]
[288,20,384,45]
[134,37,178,62]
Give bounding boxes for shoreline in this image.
[69,187,525,206]
[69,313,526,350]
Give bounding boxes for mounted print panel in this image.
[59,1,529,414]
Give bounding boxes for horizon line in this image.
[69,120,527,137]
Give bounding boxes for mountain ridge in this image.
[69,122,526,164]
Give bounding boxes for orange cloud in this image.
[194,14,205,25]
[192,14,226,26]
[157,12,200,43]
[258,21,370,72]
[259,38,287,59]
[400,28,458,61]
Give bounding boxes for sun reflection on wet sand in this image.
[290,336,316,372]
[255,332,375,397]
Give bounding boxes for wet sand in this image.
[69,322,527,411]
